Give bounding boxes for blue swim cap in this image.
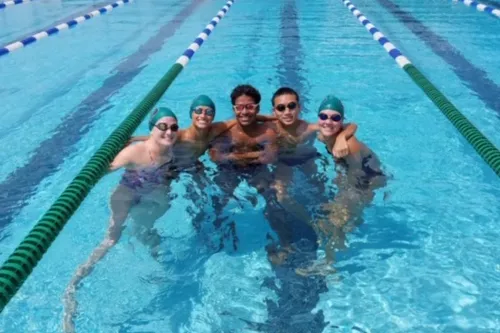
[149,107,177,130]
[189,95,216,118]
[318,95,344,117]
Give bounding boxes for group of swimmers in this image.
[62,84,387,332]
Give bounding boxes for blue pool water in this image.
[0,0,499,331]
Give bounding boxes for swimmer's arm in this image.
[229,151,261,163]
[214,150,262,164]
[208,145,229,163]
[340,122,357,140]
[258,131,279,164]
[307,123,319,132]
[209,145,261,165]
[297,123,319,142]
[331,123,358,158]
[209,120,238,141]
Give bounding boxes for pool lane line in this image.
[261,0,328,332]
[278,0,310,113]
[0,0,203,232]
[377,0,500,117]
[454,0,500,18]
[0,0,132,58]
[1,0,116,47]
[342,0,500,177]
[0,0,236,312]
[0,0,33,10]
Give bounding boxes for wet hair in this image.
[271,87,300,106]
[230,84,261,105]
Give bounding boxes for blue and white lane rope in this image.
[455,0,500,18]
[0,0,132,58]
[0,0,33,10]
[175,0,234,67]
[342,0,411,68]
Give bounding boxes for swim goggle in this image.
[275,101,298,112]
[154,123,179,132]
[192,107,215,117]
[233,103,259,112]
[318,113,342,122]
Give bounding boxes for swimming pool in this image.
[0,0,499,331]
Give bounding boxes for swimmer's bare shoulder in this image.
[253,122,277,140]
[109,142,145,171]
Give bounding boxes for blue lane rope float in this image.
[0,0,236,312]
[0,0,34,10]
[454,0,500,18]
[0,0,132,58]
[341,0,500,177]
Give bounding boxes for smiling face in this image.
[191,106,215,130]
[151,116,179,146]
[318,110,343,137]
[273,93,300,127]
[233,94,259,127]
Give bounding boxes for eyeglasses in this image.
[155,123,179,132]
[318,113,342,122]
[275,102,298,112]
[192,107,215,117]
[233,103,259,112]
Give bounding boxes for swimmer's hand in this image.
[332,134,349,158]
[229,151,262,166]
[210,150,260,166]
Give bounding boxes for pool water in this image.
[0,0,499,332]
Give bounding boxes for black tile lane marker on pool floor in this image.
[341,0,500,177]
[0,0,237,312]
[0,0,204,231]
[375,0,500,117]
[277,0,310,113]
[257,0,329,332]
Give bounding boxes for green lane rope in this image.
[343,0,500,177]
[0,0,236,312]
[403,64,500,176]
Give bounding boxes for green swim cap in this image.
[189,94,216,117]
[149,106,177,130]
[318,95,344,117]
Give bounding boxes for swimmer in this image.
[267,87,358,222]
[62,107,179,333]
[260,87,357,265]
[297,95,387,276]
[208,84,280,251]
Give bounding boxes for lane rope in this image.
[342,0,500,177]
[0,0,133,58]
[0,0,236,312]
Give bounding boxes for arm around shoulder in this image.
[340,122,357,140]
[258,129,279,164]
[209,120,237,141]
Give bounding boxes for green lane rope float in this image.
[342,0,500,177]
[0,0,236,312]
